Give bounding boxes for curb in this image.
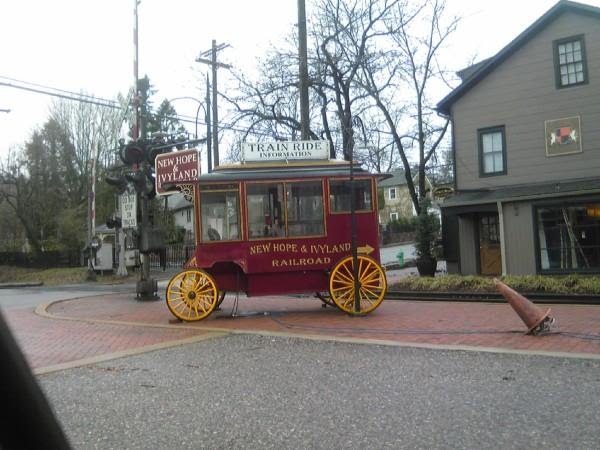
[0,281,43,289]
[35,296,600,363]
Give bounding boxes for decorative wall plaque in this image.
[544,116,582,156]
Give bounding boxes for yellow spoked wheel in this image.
[329,255,387,315]
[166,270,219,321]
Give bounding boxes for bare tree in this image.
[222,0,402,163]
[314,0,403,160]
[361,0,458,213]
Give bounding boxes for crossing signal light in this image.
[146,146,163,165]
[125,169,156,199]
[105,175,127,194]
[120,141,147,165]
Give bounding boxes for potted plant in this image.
[414,199,440,277]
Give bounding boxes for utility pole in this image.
[206,73,212,173]
[196,41,231,169]
[298,0,310,139]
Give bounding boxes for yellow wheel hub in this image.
[166,270,219,321]
[329,255,387,315]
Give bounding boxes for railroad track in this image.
[385,290,600,305]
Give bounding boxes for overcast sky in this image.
[1,0,599,159]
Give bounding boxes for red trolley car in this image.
[164,154,389,321]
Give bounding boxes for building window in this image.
[186,209,192,223]
[389,188,397,200]
[478,126,506,176]
[553,35,587,88]
[390,212,399,221]
[536,203,600,272]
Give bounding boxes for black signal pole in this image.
[133,0,157,300]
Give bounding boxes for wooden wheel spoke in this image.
[360,285,380,301]
[338,261,354,280]
[336,267,355,284]
[195,286,214,297]
[171,299,186,310]
[360,269,380,285]
[358,258,365,278]
[331,282,354,292]
[361,278,383,290]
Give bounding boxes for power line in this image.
[0,79,122,109]
[0,75,120,104]
[0,75,285,139]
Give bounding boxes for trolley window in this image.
[200,190,240,242]
[247,181,324,239]
[247,183,285,238]
[286,181,324,237]
[329,179,372,213]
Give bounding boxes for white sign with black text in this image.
[120,194,137,229]
[241,140,329,163]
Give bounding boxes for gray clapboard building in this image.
[437,0,600,276]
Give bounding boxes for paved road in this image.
[0,283,136,310]
[39,333,600,450]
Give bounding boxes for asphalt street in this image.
[39,333,600,450]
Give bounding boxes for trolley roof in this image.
[195,160,390,184]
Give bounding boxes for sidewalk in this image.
[3,287,594,375]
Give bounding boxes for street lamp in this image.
[168,95,212,172]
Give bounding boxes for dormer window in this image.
[553,35,588,88]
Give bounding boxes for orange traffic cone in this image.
[494,278,557,335]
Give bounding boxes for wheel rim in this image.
[166,270,219,321]
[329,255,387,315]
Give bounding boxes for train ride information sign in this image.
[241,140,329,163]
[155,148,201,195]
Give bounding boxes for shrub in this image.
[388,216,417,233]
[390,273,600,294]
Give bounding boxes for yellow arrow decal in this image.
[357,244,374,255]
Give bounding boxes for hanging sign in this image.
[120,194,137,229]
[241,140,329,163]
[155,148,200,195]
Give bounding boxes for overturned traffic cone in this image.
[494,278,558,335]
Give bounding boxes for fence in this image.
[0,251,81,268]
[148,244,195,269]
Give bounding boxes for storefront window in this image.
[200,190,240,242]
[537,204,600,272]
[329,179,372,213]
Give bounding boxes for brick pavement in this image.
[3,289,600,374]
[39,292,600,361]
[4,304,214,372]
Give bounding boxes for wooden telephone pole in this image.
[196,41,231,170]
